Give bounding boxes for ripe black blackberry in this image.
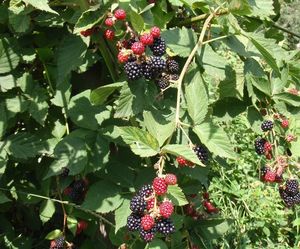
[61,167,69,177]
[286,179,299,196]
[142,62,155,80]
[130,195,146,214]
[293,192,300,205]
[261,120,273,131]
[150,56,166,74]
[127,213,141,231]
[138,184,153,198]
[156,218,175,236]
[156,75,170,90]
[70,180,86,203]
[254,138,266,155]
[55,236,64,248]
[139,227,156,242]
[124,61,143,80]
[166,59,179,73]
[193,145,209,164]
[150,37,166,56]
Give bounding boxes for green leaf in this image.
[44,136,88,179]
[117,126,160,157]
[185,65,208,125]
[146,239,168,249]
[0,192,11,204]
[162,27,197,57]
[0,102,7,138]
[0,74,16,92]
[228,0,252,15]
[23,0,58,14]
[45,229,63,240]
[82,180,123,213]
[0,38,20,74]
[167,185,188,206]
[193,123,237,159]
[248,35,280,75]
[273,93,300,107]
[39,200,55,224]
[8,5,30,33]
[74,8,103,33]
[114,82,146,118]
[67,216,78,236]
[90,82,124,105]
[51,81,71,108]
[68,90,99,130]
[56,35,87,83]
[143,110,175,147]
[115,199,131,233]
[129,10,144,33]
[248,0,275,19]
[162,144,204,166]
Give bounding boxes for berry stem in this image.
[56,176,68,234]
[174,6,221,128]
[179,125,193,146]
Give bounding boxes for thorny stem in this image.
[175,7,221,127]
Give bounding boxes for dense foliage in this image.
[0,0,300,248]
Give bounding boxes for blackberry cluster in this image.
[261,120,273,131]
[127,182,176,242]
[279,179,300,207]
[193,145,209,164]
[254,138,266,155]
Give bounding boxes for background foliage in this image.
[0,0,300,248]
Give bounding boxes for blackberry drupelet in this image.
[150,56,166,74]
[139,227,156,242]
[142,62,155,80]
[138,184,153,198]
[166,59,179,73]
[156,218,175,236]
[193,145,209,164]
[286,179,299,196]
[261,120,273,131]
[124,61,143,80]
[127,213,141,231]
[170,74,179,81]
[255,138,266,155]
[130,195,146,214]
[55,236,64,248]
[150,37,166,56]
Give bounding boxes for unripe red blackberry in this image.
[131,42,145,55]
[140,33,154,45]
[152,177,168,195]
[117,51,129,63]
[104,29,115,40]
[281,119,289,128]
[141,214,155,230]
[114,9,126,20]
[150,26,161,38]
[159,200,174,218]
[165,174,177,185]
[263,141,272,152]
[105,17,115,27]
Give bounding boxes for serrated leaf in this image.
[82,180,123,213]
[248,0,275,19]
[162,144,204,166]
[23,0,58,14]
[129,10,144,33]
[114,199,131,233]
[117,126,160,157]
[228,0,252,15]
[143,110,175,147]
[162,27,197,57]
[0,38,20,74]
[185,65,208,125]
[90,82,124,105]
[56,35,87,83]
[39,200,55,224]
[45,229,63,240]
[193,123,237,159]
[44,136,88,179]
[167,185,188,206]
